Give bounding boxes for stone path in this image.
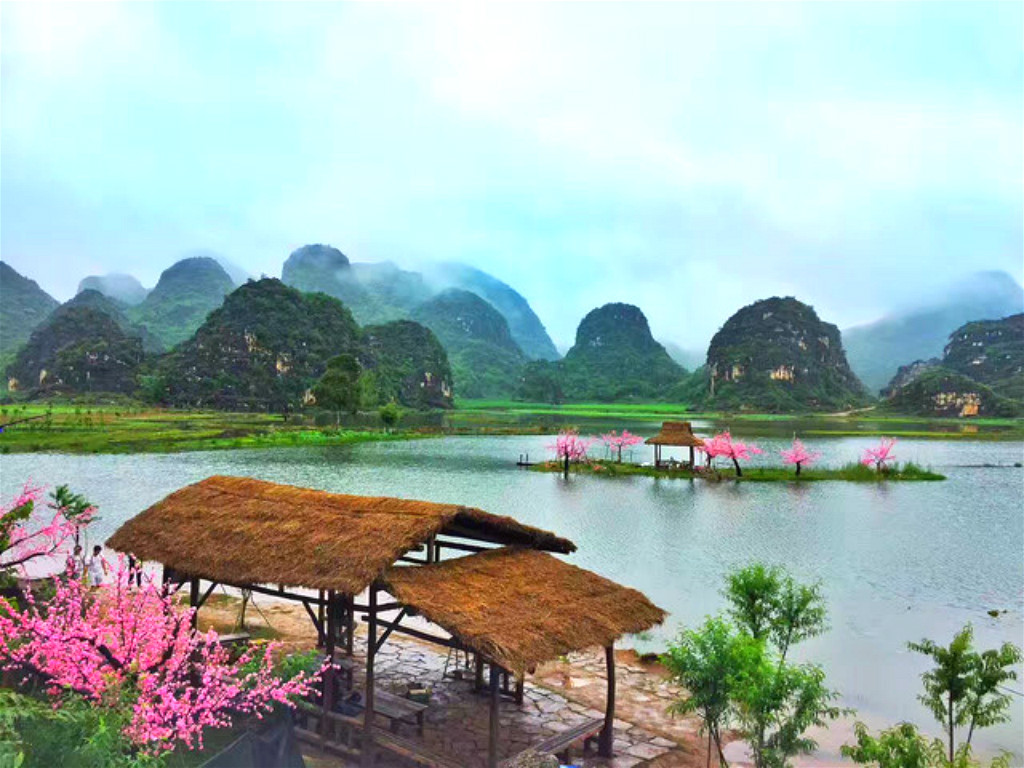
[337,634,692,767]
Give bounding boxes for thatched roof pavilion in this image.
[108,475,574,594]
[383,547,666,676]
[645,420,705,467]
[107,476,663,767]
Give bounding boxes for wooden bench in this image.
[530,718,604,763]
[373,690,427,735]
[373,729,462,768]
[214,632,251,647]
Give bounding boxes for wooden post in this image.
[317,590,326,647]
[345,593,355,657]
[362,585,377,767]
[188,577,200,629]
[323,591,336,741]
[488,662,501,768]
[689,445,695,468]
[474,654,484,691]
[599,643,615,757]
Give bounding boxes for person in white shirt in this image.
[86,545,108,587]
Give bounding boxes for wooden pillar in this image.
[317,590,326,648]
[689,445,695,468]
[323,591,337,739]
[488,662,501,768]
[345,593,355,657]
[474,654,484,691]
[188,577,200,629]
[599,644,616,757]
[362,585,378,767]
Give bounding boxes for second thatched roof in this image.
[107,476,575,594]
[382,547,666,675]
[644,421,705,447]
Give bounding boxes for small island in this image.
[529,422,946,482]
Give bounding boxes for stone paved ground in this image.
[332,633,701,768]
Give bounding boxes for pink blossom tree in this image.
[0,556,319,755]
[780,438,821,477]
[1,484,95,577]
[600,429,644,463]
[701,431,762,477]
[861,438,897,472]
[549,429,594,473]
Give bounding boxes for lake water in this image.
[2,430,1022,760]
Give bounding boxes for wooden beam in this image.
[374,607,407,654]
[433,538,493,554]
[361,585,377,767]
[599,643,615,757]
[188,577,200,629]
[488,662,501,768]
[361,616,470,653]
[301,599,324,641]
[195,580,217,610]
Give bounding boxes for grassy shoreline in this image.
[0,398,1021,455]
[530,459,947,482]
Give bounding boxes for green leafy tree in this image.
[379,401,401,433]
[963,641,1022,746]
[841,721,1012,768]
[908,625,1021,763]
[908,625,978,764]
[662,617,756,768]
[313,354,361,423]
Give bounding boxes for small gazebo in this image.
[645,421,705,468]
[107,476,665,767]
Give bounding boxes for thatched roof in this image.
[382,548,666,675]
[107,476,575,594]
[645,421,705,447]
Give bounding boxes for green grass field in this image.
[0,403,422,454]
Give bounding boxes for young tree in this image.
[908,625,977,765]
[779,439,820,477]
[0,557,318,755]
[379,401,401,433]
[312,354,361,423]
[861,438,897,472]
[908,625,1021,763]
[842,722,1012,768]
[662,617,755,768]
[963,641,1022,746]
[702,431,762,477]
[600,429,644,463]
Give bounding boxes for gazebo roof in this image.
[644,421,705,447]
[107,476,575,594]
[382,547,666,675]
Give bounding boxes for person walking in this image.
[86,545,108,588]
[67,545,84,580]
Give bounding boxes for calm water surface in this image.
[2,433,1022,758]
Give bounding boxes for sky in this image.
[2,1,1022,352]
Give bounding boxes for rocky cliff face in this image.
[6,305,143,394]
[158,278,361,410]
[559,303,686,401]
[942,313,1024,400]
[128,257,235,349]
[361,320,453,409]
[0,261,60,361]
[882,313,1024,414]
[65,290,164,354]
[411,289,526,399]
[703,297,867,412]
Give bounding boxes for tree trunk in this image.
[733,457,742,477]
[948,693,955,765]
[795,462,801,476]
[707,730,712,768]
[564,454,570,476]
